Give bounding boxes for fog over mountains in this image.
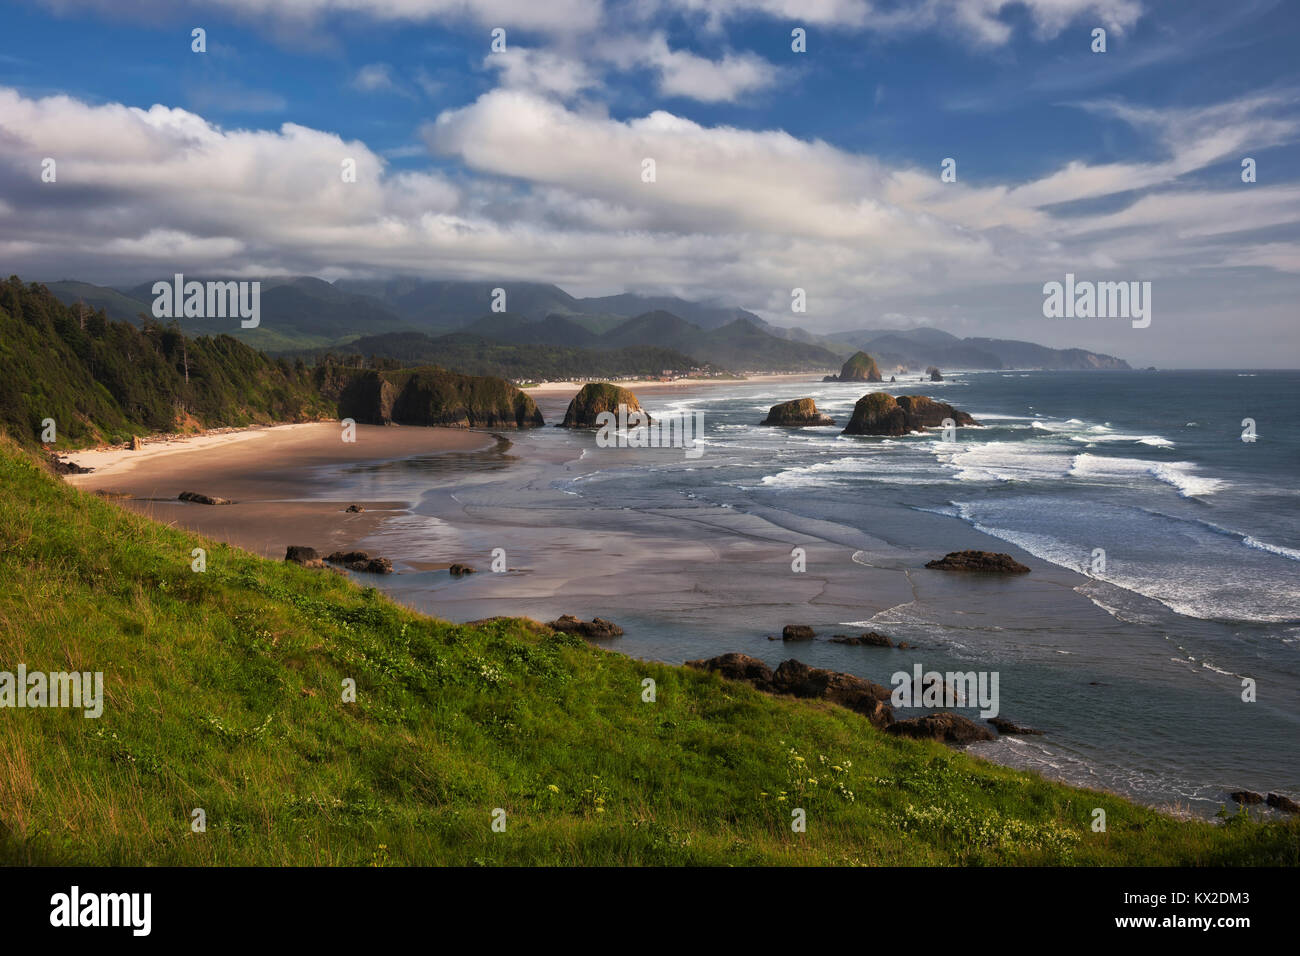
[45,276,1130,373]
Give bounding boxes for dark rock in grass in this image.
[686,654,894,729]
[830,631,893,647]
[988,717,1044,735]
[347,557,393,574]
[1230,790,1265,805]
[925,550,1030,574]
[770,659,894,727]
[325,550,368,564]
[782,624,816,641]
[179,491,233,506]
[345,504,365,513]
[285,546,320,564]
[1266,792,1300,814]
[449,563,477,576]
[548,614,623,638]
[761,398,834,427]
[685,652,774,685]
[886,712,996,745]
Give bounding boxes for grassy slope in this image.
[0,441,1295,866]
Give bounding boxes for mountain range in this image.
[43,276,1129,373]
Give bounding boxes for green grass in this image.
[0,439,1295,866]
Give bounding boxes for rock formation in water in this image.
[841,393,977,436]
[886,712,995,744]
[927,366,943,382]
[835,351,884,382]
[761,398,834,426]
[558,383,648,429]
[925,550,1030,573]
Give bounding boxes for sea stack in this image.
[837,351,883,382]
[560,382,648,429]
[842,393,977,436]
[760,398,834,426]
[927,366,943,382]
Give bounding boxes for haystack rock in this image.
[559,383,648,429]
[837,351,883,382]
[842,393,977,436]
[927,366,943,382]
[761,398,834,426]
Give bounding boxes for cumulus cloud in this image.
[0,82,1296,352]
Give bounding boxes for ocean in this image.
[303,369,1300,816]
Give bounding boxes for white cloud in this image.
[352,63,398,93]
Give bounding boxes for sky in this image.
[0,0,1298,367]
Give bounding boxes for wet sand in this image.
[63,423,500,559]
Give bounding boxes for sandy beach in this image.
[63,422,501,560]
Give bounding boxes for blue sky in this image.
[1,0,1298,365]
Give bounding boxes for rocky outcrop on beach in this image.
[830,632,893,647]
[841,393,977,436]
[558,383,647,429]
[927,366,943,382]
[887,712,996,744]
[449,563,477,576]
[782,624,815,641]
[548,614,624,638]
[988,717,1044,735]
[47,453,93,475]
[925,550,1030,574]
[326,367,544,429]
[285,546,320,564]
[179,491,233,505]
[345,504,364,513]
[761,398,834,427]
[1230,790,1265,805]
[835,351,884,382]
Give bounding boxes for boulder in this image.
[548,614,624,638]
[284,546,320,564]
[325,550,369,564]
[130,435,144,450]
[559,383,648,429]
[886,712,995,744]
[782,624,816,642]
[1230,790,1265,805]
[926,366,943,382]
[179,491,233,505]
[925,550,1030,574]
[685,652,774,685]
[345,504,365,513]
[761,398,834,427]
[988,717,1044,735]
[837,351,883,382]
[1266,792,1300,814]
[449,563,477,576]
[830,632,893,647]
